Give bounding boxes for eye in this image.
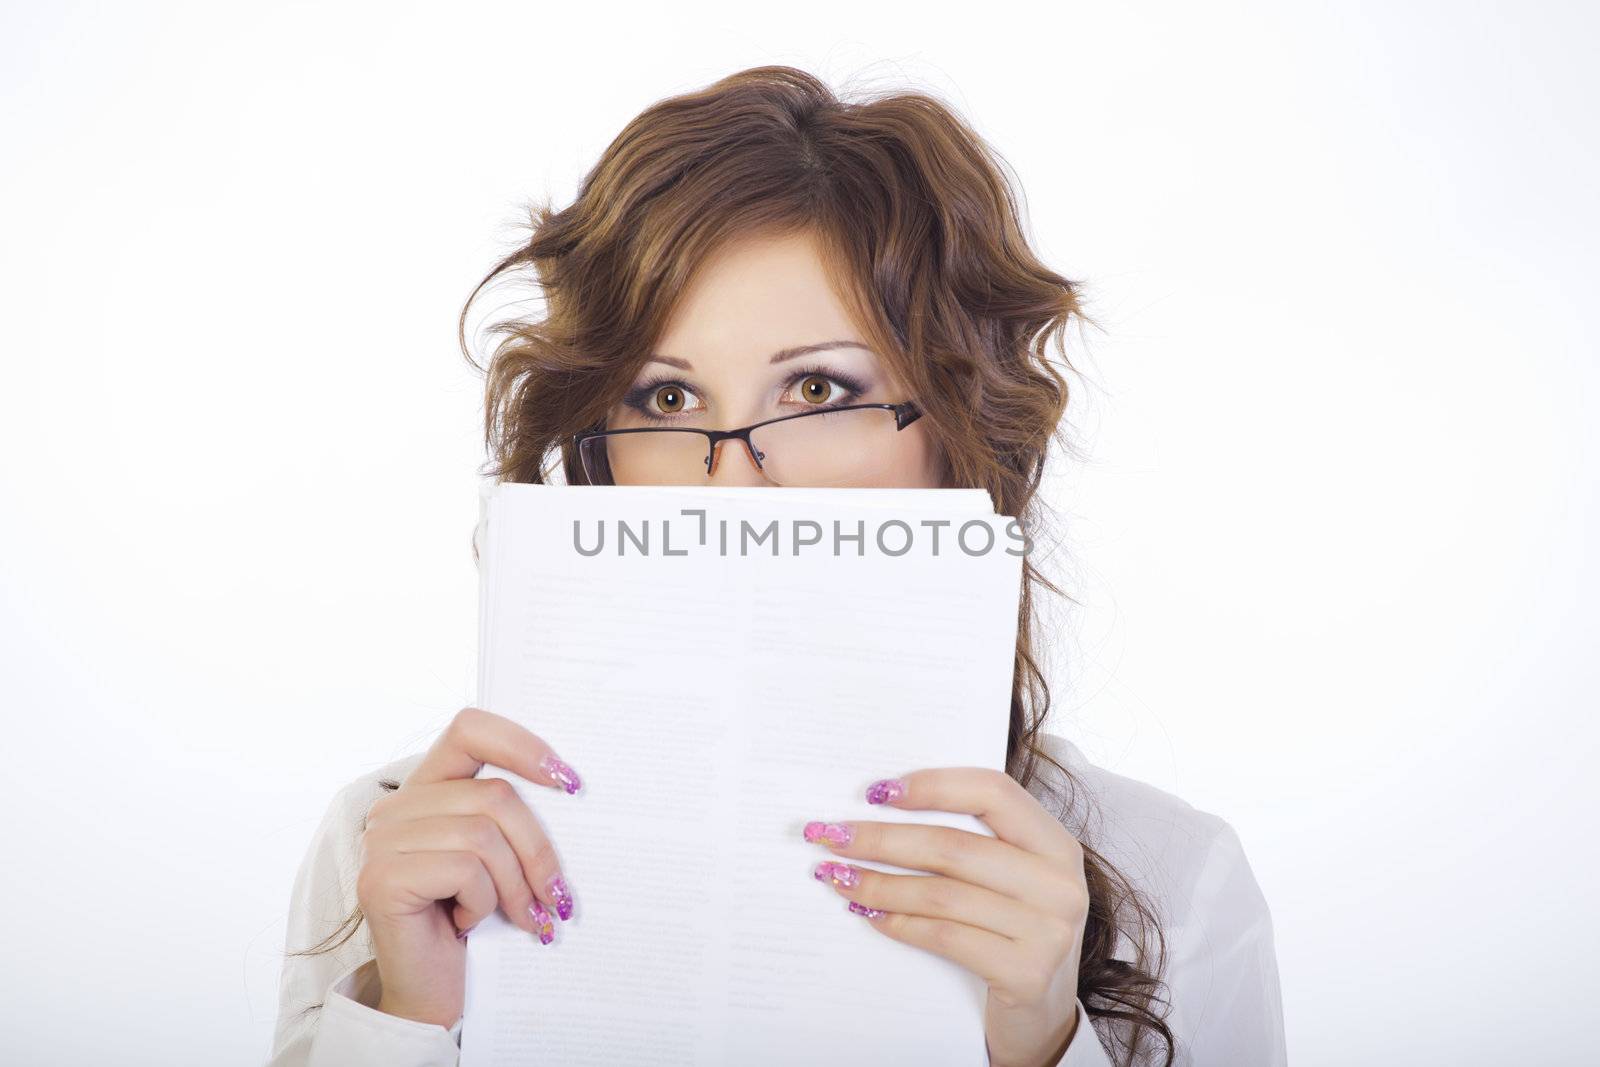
[651,384,689,414]
[798,375,834,405]
[785,371,866,408]
[622,380,704,420]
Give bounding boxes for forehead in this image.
[653,228,864,363]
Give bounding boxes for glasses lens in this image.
[579,429,711,486]
[579,407,916,486]
[750,407,911,487]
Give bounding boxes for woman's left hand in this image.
[803,768,1089,1067]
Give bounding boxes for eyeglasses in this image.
[573,401,924,487]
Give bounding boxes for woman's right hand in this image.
[355,706,582,1028]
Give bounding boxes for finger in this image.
[365,849,497,933]
[372,777,575,922]
[405,706,582,794]
[853,905,1024,989]
[863,768,1080,862]
[811,862,1040,940]
[378,813,541,936]
[805,818,1060,908]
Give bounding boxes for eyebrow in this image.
[646,340,872,370]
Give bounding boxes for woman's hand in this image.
[356,706,582,1028]
[803,768,1088,1067]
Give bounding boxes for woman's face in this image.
[599,228,946,488]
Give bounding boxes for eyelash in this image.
[620,363,871,423]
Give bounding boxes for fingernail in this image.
[456,923,476,942]
[529,900,555,944]
[541,754,582,795]
[866,778,905,805]
[813,861,860,889]
[803,821,853,847]
[548,873,574,921]
[848,901,887,919]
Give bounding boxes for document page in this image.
[462,484,1025,1065]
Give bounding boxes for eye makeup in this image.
[619,362,875,424]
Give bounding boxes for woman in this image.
[268,66,1286,1066]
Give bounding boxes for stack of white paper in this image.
[463,483,1026,1065]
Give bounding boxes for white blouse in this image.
[266,731,1287,1066]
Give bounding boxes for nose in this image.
[705,436,775,487]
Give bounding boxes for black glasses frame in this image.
[572,401,923,483]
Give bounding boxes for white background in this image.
[2,3,1595,1064]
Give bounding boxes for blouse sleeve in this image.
[265,774,462,1066]
[1048,819,1286,1066]
[1051,1000,1117,1066]
[1159,820,1288,1066]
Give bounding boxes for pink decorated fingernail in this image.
[541,754,582,795]
[848,901,887,919]
[803,820,853,847]
[548,873,574,921]
[865,778,905,805]
[813,861,861,889]
[529,900,555,944]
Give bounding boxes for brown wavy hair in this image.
[293,65,1173,1065]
